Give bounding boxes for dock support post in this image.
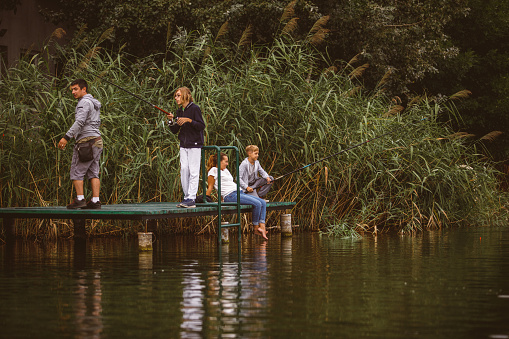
[221,222,229,244]
[3,217,15,242]
[73,219,86,240]
[146,219,157,233]
[281,214,292,237]
[138,232,153,251]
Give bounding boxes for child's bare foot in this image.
[254,225,268,240]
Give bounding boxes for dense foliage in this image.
[34,0,509,159]
[0,30,506,237]
[39,1,468,94]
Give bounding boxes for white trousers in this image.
[180,147,202,200]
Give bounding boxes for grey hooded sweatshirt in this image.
[64,94,101,142]
[238,158,270,190]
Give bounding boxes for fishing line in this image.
[274,127,398,181]
[85,69,172,115]
[249,125,400,191]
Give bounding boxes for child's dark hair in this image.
[207,153,227,171]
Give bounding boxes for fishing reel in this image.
[168,116,179,126]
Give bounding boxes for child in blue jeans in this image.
[206,152,268,240]
[239,145,273,200]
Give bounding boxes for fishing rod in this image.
[274,127,398,181]
[249,126,399,191]
[86,69,172,116]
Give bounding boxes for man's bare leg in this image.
[90,178,100,200]
[73,180,84,196]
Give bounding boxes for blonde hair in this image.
[245,145,259,154]
[207,153,227,172]
[175,86,193,104]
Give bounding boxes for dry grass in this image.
[0,31,506,240]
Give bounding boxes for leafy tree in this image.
[40,0,318,55]
[421,0,509,159]
[36,0,509,159]
[0,0,20,11]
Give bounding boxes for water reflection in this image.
[1,228,509,338]
[177,239,271,337]
[73,241,103,338]
[74,270,103,338]
[180,261,206,337]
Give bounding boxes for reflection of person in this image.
[58,79,103,209]
[239,145,273,200]
[166,87,205,208]
[75,271,104,337]
[206,153,268,240]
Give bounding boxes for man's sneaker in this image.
[67,198,86,209]
[177,200,187,208]
[83,200,101,209]
[181,199,196,208]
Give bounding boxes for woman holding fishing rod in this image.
[86,71,205,208]
[166,87,205,208]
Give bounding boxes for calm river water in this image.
[1,226,509,338]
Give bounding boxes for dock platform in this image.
[0,201,296,240]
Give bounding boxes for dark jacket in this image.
[169,102,205,148]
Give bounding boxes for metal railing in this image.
[200,146,242,248]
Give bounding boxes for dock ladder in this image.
[200,146,242,249]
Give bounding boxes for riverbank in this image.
[1,36,507,237]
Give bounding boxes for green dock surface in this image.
[0,201,296,220]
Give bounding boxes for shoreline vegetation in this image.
[1,28,507,239]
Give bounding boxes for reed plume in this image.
[383,105,404,117]
[450,89,472,100]
[215,21,229,43]
[323,65,337,76]
[347,53,360,67]
[238,24,253,48]
[342,86,361,97]
[280,0,296,22]
[98,27,114,44]
[407,96,422,108]
[282,17,299,36]
[309,15,330,35]
[376,69,391,88]
[50,28,66,40]
[444,132,475,139]
[480,130,503,142]
[308,15,330,46]
[349,63,369,79]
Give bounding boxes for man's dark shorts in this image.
[70,137,103,181]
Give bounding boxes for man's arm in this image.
[65,100,90,140]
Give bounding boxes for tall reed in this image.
[0,30,506,238]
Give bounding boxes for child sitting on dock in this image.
[239,145,274,200]
[206,153,268,240]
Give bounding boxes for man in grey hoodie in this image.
[58,79,103,209]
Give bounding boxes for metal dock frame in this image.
[200,145,242,249]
